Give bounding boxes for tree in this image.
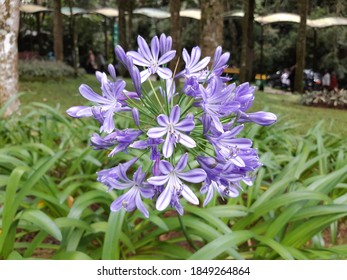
[239,0,255,83]
[53,0,64,61]
[169,0,180,71]
[200,0,224,57]
[0,0,20,117]
[294,0,309,93]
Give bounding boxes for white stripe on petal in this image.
[147,126,167,138]
[156,185,172,211]
[147,175,169,185]
[181,185,199,205]
[178,133,196,148]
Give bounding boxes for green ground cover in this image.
[1,76,346,260]
[19,76,347,137]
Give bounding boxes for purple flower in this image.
[211,46,230,77]
[197,156,244,206]
[127,35,176,82]
[130,137,164,160]
[237,111,277,126]
[159,34,173,56]
[207,125,253,167]
[115,45,142,96]
[147,105,196,158]
[66,76,131,133]
[196,77,240,132]
[91,129,142,157]
[108,166,155,218]
[176,47,210,78]
[183,76,201,97]
[147,153,207,214]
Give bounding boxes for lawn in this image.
[19,76,347,137]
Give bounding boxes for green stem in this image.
[177,213,199,251]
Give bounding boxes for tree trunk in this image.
[0,0,20,117]
[169,0,180,72]
[68,0,79,77]
[239,0,255,83]
[118,0,127,51]
[200,0,224,57]
[294,0,308,93]
[118,0,127,76]
[53,0,63,61]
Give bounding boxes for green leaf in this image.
[102,210,125,260]
[20,209,62,241]
[188,230,254,260]
[53,251,92,260]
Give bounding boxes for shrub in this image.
[301,90,347,109]
[19,60,85,80]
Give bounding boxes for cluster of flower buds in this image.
[67,34,277,217]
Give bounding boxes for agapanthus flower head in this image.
[127,35,176,83]
[67,33,277,217]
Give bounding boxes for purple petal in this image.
[140,69,152,83]
[79,84,108,104]
[66,106,92,118]
[175,153,188,172]
[178,133,196,148]
[110,196,124,212]
[147,126,167,138]
[158,50,176,65]
[100,109,115,133]
[230,156,246,168]
[190,57,210,73]
[150,36,159,60]
[147,175,169,186]
[239,111,277,126]
[157,67,173,80]
[135,192,149,218]
[130,140,148,149]
[178,168,207,183]
[182,48,190,64]
[163,134,174,158]
[170,105,180,124]
[137,35,152,61]
[181,185,199,205]
[115,45,127,66]
[157,114,169,126]
[132,108,140,127]
[159,160,174,174]
[175,118,195,132]
[108,64,117,81]
[127,51,150,67]
[203,182,215,207]
[156,185,172,211]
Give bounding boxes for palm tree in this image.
[0,0,20,117]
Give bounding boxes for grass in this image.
[19,76,347,137]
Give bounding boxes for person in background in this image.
[281,68,290,91]
[87,50,97,74]
[322,69,331,92]
[330,71,338,93]
[96,51,106,72]
[288,65,296,93]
